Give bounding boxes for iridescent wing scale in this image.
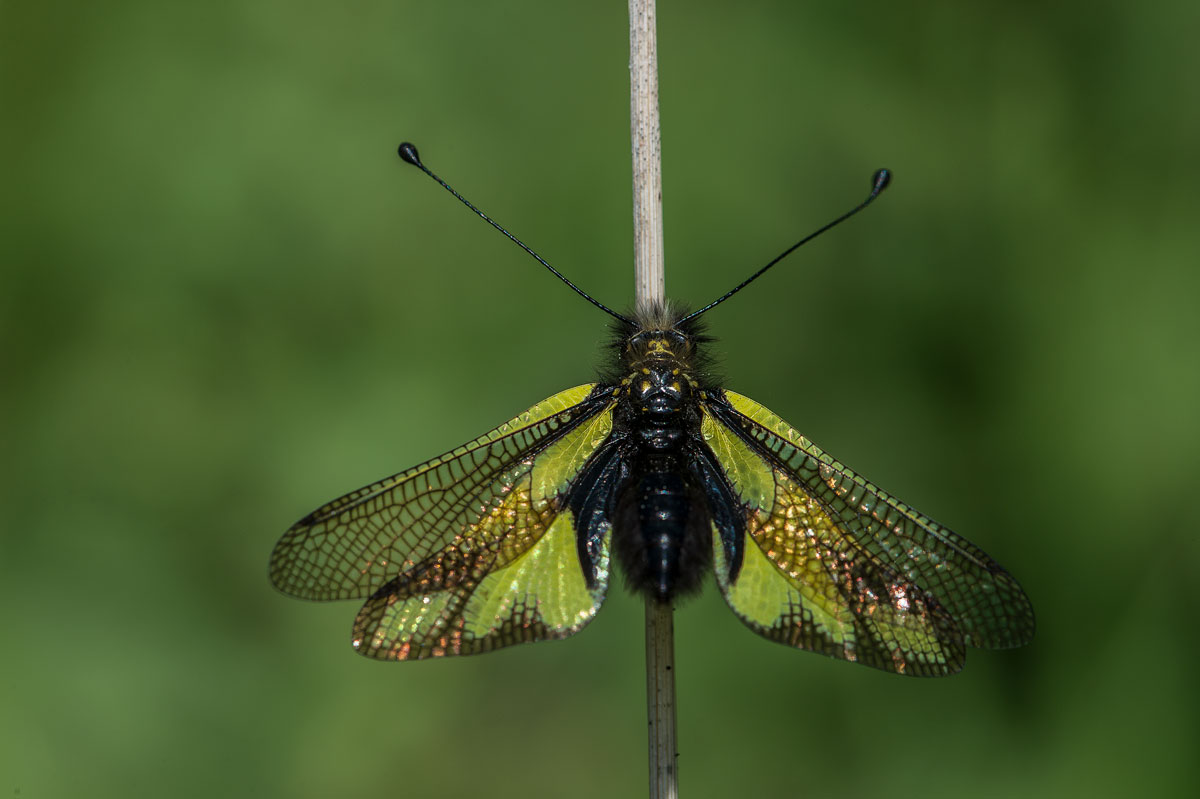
[270,385,617,660]
[703,389,1034,676]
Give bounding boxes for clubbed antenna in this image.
[680,168,892,323]
[398,142,633,325]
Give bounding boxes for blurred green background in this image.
[3,1,1198,796]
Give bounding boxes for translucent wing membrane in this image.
[353,503,608,659]
[270,385,617,659]
[704,390,1034,676]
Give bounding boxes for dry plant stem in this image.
[644,599,678,799]
[630,1,677,798]
[630,0,665,311]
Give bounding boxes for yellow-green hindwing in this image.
[704,389,1034,675]
[270,385,616,660]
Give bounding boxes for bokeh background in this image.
[3,1,1198,797]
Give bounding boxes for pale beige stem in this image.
[630,0,666,312]
[629,2,677,798]
[644,597,678,799]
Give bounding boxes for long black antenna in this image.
[398,142,633,325]
[679,168,892,323]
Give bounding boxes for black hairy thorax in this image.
[572,305,738,602]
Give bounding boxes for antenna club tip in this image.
[398,142,422,167]
[871,168,892,192]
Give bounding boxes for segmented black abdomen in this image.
[612,457,713,601]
